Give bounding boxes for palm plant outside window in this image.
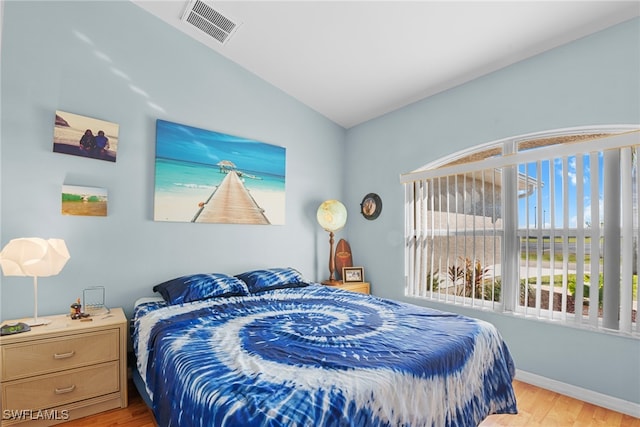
[401,127,639,337]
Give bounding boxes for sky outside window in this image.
[517,152,605,229]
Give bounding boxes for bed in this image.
[132,268,517,426]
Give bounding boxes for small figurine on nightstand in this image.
[70,298,81,318]
[70,298,90,320]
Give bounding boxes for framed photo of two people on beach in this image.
[53,110,119,162]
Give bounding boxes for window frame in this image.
[401,125,640,337]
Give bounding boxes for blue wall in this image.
[345,18,640,406]
[0,1,346,319]
[1,0,639,410]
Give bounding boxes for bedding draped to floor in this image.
[133,284,517,427]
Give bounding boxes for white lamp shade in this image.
[316,200,347,232]
[0,238,70,277]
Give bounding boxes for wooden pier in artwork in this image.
[192,170,270,224]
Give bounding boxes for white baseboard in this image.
[515,369,640,419]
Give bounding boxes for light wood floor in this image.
[480,381,640,427]
[62,380,639,427]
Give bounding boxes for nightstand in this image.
[0,308,128,426]
[327,281,370,295]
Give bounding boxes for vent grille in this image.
[181,0,240,45]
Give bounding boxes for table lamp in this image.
[316,200,347,285]
[0,238,70,326]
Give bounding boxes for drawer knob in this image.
[54,385,76,394]
[53,351,75,359]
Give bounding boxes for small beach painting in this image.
[53,110,119,162]
[62,185,108,217]
[154,119,286,225]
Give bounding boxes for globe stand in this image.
[321,231,342,285]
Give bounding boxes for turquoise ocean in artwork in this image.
[155,157,285,196]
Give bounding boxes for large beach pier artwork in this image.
[53,110,119,162]
[153,119,286,225]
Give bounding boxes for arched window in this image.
[401,126,640,336]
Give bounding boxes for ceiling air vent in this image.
[181,0,241,45]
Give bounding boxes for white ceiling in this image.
[132,1,640,129]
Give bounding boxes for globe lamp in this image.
[316,200,347,285]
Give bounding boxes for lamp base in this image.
[24,318,51,327]
[321,279,342,286]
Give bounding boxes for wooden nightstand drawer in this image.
[326,282,370,294]
[0,308,128,425]
[338,282,370,294]
[3,361,119,411]
[1,329,119,381]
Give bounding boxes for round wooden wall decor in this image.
[360,193,382,220]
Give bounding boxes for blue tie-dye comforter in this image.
[133,284,517,427]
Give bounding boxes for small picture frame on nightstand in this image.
[342,266,364,283]
[83,286,110,316]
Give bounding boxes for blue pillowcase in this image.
[153,273,249,305]
[235,267,309,293]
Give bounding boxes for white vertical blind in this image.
[636,148,640,335]
[501,141,518,312]
[603,150,621,330]
[535,161,543,317]
[588,152,601,327]
[561,156,569,321]
[621,147,633,332]
[574,154,585,325]
[548,159,556,317]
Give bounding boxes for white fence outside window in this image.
[401,128,639,337]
